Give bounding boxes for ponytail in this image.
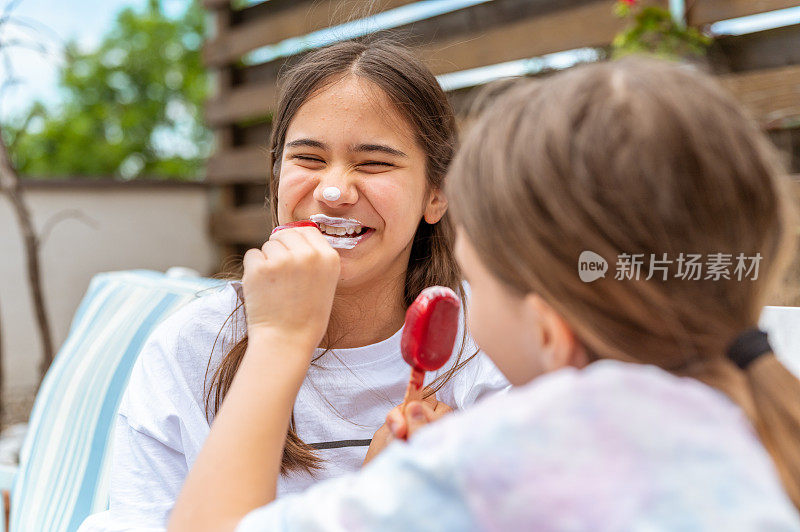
[746,355,800,508]
[688,329,800,510]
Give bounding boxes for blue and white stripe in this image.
[10,270,223,532]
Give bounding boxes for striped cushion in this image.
[11,270,223,532]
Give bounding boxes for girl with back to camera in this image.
[171,57,800,531]
[79,39,508,531]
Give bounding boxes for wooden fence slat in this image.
[206,83,278,127]
[206,0,633,125]
[202,0,231,10]
[418,1,627,76]
[689,0,800,27]
[204,0,417,68]
[235,0,318,23]
[720,64,800,126]
[715,25,800,73]
[205,0,317,16]
[712,23,800,73]
[210,205,270,244]
[235,122,272,146]
[208,0,597,70]
[206,146,267,183]
[232,0,599,90]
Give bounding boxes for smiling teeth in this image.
[318,223,363,236]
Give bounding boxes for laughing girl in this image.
[79,40,507,531]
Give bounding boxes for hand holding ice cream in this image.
[242,224,340,351]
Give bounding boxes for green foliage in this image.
[8,0,210,180]
[612,2,712,60]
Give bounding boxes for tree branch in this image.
[6,102,36,153]
[0,118,55,383]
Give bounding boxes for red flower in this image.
[621,0,637,5]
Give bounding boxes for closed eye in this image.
[293,155,324,163]
[359,161,395,172]
[291,155,326,170]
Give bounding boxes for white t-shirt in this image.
[79,282,509,532]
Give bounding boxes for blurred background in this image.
[0,0,798,428]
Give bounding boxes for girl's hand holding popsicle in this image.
[242,221,340,354]
[387,398,453,441]
[363,397,453,465]
[362,286,460,465]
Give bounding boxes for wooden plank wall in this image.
[202,0,800,258]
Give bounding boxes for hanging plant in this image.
[612,0,712,60]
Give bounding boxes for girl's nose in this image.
[314,177,357,207]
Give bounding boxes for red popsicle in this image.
[270,220,319,235]
[400,286,461,405]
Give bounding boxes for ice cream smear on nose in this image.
[309,214,371,250]
[322,186,341,201]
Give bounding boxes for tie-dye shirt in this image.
[237,360,800,531]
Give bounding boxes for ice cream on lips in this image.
[270,213,372,250]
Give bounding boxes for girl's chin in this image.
[335,264,363,286]
[334,260,384,291]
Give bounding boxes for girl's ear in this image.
[423,187,448,224]
[525,294,589,372]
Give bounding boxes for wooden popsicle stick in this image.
[402,368,425,405]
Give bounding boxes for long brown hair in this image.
[206,39,475,474]
[448,58,800,508]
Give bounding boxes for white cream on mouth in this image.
[309,214,370,249]
[310,214,361,227]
